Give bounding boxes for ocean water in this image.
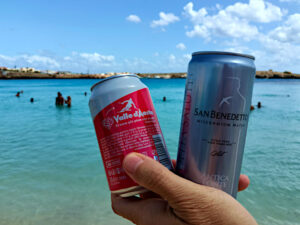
[0,79,299,225]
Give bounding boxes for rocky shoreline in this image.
[0,70,299,79]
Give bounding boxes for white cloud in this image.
[64,56,71,61]
[123,57,150,69]
[183,54,192,60]
[176,43,186,50]
[169,54,176,63]
[0,54,60,69]
[23,55,60,67]
[63,52,116,72]
[279,0,300,3]
[268,13,300,44]
[0,54,15,62]
[183,2,259,41]
[78,52,115,63]
[186,25,210,39]
[226,0,284,23]
[0,52,116,72]
[183,3,208,24]
[253,36,300,71]
[151,12,180,28]
[126,14,141,23]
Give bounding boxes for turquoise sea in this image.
[0,79,300,225]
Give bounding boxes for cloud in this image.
[254,35,300,71]
[176,43,186,50]
[63,52,116,72]
[151,12,180,28]
[226,0,284,23]
[126,14,141,23]
[183,54,192,60]
[168,54,176,63]
[268,13,300,44]
[78,52,115,63]
[0,54,60,69]
[183,2,259,40]
[279,0,300,2]
[183,0,286,41]
[0,52,116,72]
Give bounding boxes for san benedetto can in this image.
[176,51,255,198]
[89,74,173,197]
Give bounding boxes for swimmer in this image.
[257,102,261,108]
[16,92,20,97]
[163,96,166,101]
[65,96,71,107]
[250,105,255,111]
[30,98,34,103]
[55,92,65,106]
[84,92,87,96]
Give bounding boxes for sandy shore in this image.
[0,70,299,79]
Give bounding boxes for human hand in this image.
[111,153,257,225]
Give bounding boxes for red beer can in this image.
[89,74,173,197]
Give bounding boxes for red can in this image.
[89,75,173,197]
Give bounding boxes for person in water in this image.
[65,96,71,107]
[16,92,20,97]
[257,102,261,108]
[55,92,65,106]
[250,105,255,111]
[84,92,87,96]
[30,98,34,103]
[163,96,166,101]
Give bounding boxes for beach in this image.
[0,79,300,225]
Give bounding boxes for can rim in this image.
[90,74,140,91]
[192,51,255,60]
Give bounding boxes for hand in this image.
[111,153,257,225]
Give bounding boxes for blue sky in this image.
[0,0,300,73]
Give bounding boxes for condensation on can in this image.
[176,52,255,198]
[89,74,173,197]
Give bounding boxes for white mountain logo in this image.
[218,77,246,110]
[219,96,233,108]
[120,98,137,112]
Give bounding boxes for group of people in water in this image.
[55,92,72,107]
[15,91,88,107]
[250,101,262,111]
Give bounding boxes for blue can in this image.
[176,51,255,198]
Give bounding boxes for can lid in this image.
[90,74,140,91]
[192,51,255,60]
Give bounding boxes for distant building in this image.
[20,67,40,73]
[58,71,71,74]
[42,70,58,74]
[0,66,7,71]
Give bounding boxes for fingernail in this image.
[123,153,144,174]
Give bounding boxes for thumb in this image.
[123,153,191,202]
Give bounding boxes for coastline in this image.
[0,70,299,79]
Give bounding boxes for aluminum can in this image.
[89,74,173,197]
[176,52,255,198]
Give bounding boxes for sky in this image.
[0,0,300,73]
